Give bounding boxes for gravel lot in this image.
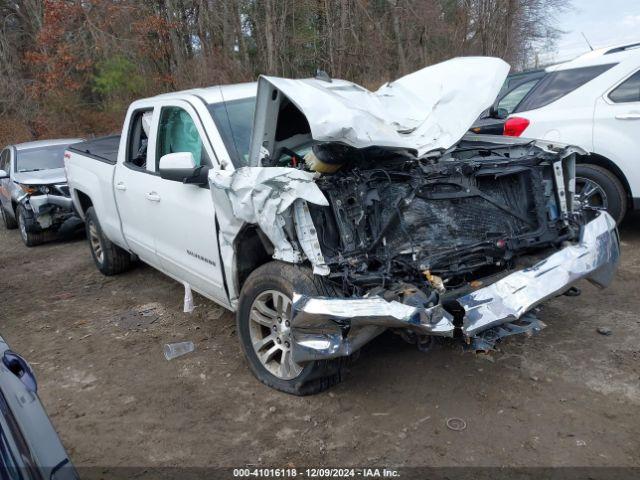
[1,216,639,468]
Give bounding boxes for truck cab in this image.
[66,83,257,309]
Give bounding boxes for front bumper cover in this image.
[290,212,620,363]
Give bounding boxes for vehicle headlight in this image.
[17,185,50,195]
[18,184,38,194]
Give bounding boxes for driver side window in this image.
[0,149,10,172]
[156,107,210,169]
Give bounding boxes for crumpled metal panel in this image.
[250,57,510,163]
[29,194,73,215]
[209,167,330,270]
[459,211,619,336]
[290,293,455,363]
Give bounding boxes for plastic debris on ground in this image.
[164,341,195,360]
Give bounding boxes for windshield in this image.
[208,97,256,167]
[15,145,68,172]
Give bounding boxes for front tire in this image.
[16,205,45,247]
[575,164,627,225]
[1,205,17,230]
[237,261,345,395]
[85,206,132,275]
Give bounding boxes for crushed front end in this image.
[211,58,620,365]
[213,137,619,363]
[15,183,80,235]
[281,137,620,362]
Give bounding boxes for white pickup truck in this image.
[65,57,620,395]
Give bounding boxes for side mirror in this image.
[0,169,8,180]
[159,152,209,185]
[495,107,509,120]
[489,104,509,120]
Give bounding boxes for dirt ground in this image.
[1,216,639,469]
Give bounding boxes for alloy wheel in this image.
[575,177,608,211]
[248,290,303,380]
[88,221,104,264]
[18,211,28,243]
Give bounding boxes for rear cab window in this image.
[608,70,640,103]
[517,63,617,111]
[125,109,154,170]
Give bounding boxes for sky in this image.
[539,0,640,65]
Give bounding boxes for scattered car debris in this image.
[164,341,195,360]
[183,282,195,313]
[446,417,467,431]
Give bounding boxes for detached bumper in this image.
[290,212,620,363]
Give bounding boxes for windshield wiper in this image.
[18,168,44,172]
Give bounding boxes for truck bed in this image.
[67,135,120,164]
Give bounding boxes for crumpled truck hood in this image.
[249,56,510,164]
[13,168,67,185]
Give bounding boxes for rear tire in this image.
[1,205,17,230]
[85,206,132,275]
[575,164,627,225]
[236,261,345,395]
[16,205,45,247]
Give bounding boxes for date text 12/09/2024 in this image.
[232,468,400,478]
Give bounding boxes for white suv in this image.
[504,42,640,223]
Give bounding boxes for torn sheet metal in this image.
[293,200,330,275]
[290,293,455,363]
[209,167,330,272]
[459,211,619,336]
[468,313,546,352]
[250,57,510,163]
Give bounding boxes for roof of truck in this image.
[152,82,257,104]
[13,138,83,151]
[147,76,358,105]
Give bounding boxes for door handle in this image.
[615,112,640,120]
[145,192,161,202]
[115,182,127,191]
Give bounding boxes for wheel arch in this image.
[233,224,274,295]
[73,189,94,218]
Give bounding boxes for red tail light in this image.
[503,117,530,137]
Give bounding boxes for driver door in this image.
[152,100,227,304]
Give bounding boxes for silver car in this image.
[0,139,83,246]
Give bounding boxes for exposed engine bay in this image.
[293,140,579,299]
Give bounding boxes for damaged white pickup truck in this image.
[65,57,620,395]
